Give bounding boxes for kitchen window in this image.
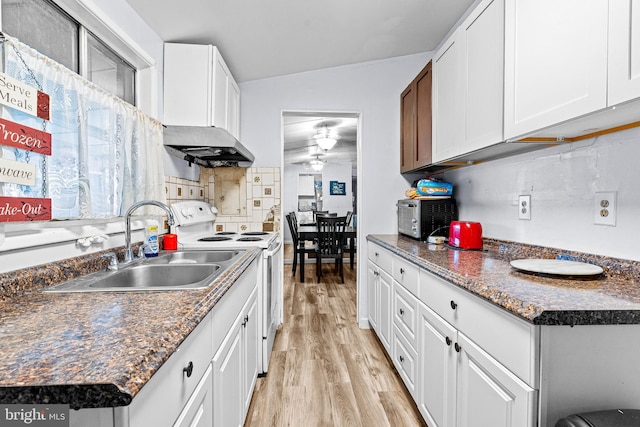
[0,0,162,260]
[1,0,136,105]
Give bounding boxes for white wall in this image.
[442,126,640,261]
[282,162,353,243]
[239,53,432,324]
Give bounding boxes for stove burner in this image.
[237,237,263,242]
[198,236,233,242]
[216,232,237,235]
[241,231,269,236]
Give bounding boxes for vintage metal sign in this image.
[0,118,52,155]
[0,196,51,222]
[0,157,36,186]
[0,72,50,121]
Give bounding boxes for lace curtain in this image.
[0,35,165,219]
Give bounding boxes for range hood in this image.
[163,125,255,167]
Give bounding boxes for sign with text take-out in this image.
[0,118,52,155]
[0,196,51,222]
[0,72,50,121]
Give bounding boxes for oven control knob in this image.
[188,208,196,217]
[210,206,218,214]
[181,208,190,218]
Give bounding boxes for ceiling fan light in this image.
[309,156,324,171]
[316,137,337,151]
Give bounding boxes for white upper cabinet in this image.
[461,0,504,153]
[608,0,640,106]
[433,0,504,163]
[164,43,240,138]
[503,0,609,140]
[432,31,463,163]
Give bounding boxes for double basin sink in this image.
[44,250,246,293]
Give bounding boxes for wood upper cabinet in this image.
[401,61,432,172]
[503,0,608,140]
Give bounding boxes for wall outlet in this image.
[594,191,617,226]
[518,195,531,220]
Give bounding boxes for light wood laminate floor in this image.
[244,261,427,427]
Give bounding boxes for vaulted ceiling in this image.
[124,0,475,82]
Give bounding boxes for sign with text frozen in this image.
[0,72,50,120]
[0,118,52,155]
[0,196,51,222]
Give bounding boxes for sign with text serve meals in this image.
[0,72,50,120]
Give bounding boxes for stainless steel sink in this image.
[44,250,245,292]
[146,250,243,264]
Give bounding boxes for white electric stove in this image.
[170,200,282,375]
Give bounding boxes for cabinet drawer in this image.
[392,325,418,399]
[128,313,213,427]
[420,269,537,386]
[393,256,419,296]
[393,282,419,349]
[368,242,393,273]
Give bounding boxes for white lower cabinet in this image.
[173,366,213,427]
[455,332,536,427]
[367,243,393,352]
[212,287,258,427]
[367,242,536,427]
[417,303,457,427]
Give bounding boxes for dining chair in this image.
[340,211,356,268]
[315,215,347,283]
[285,213,316,278]
[313,210,329,224]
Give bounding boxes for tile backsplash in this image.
[165,167,281,233]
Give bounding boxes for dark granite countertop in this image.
[0,248,261,409]
[367,234,640,326]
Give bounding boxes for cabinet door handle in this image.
[399,355,405,363]
[400,268,405,275]
[445,336,452,346]
[242,314,249,328]
[183,361,194,378]
[454,343,461,353]
[399,308,404,316]
[450,300,457,310]
[375,252,379,257]
[374,271,379,276]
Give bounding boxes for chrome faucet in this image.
[123,200,175,264]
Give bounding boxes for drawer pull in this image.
[454,343,461,353]
[399,355,405,363]
[183,361,194,378]
[445,336,452,346]
[450,300,458,310]
[399,308,404,316]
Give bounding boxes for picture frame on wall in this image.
[330,181,346,195]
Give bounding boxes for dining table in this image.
[297,225,357,281]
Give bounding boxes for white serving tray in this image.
[510,259,603,276]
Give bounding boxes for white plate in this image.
[510,259,603,276]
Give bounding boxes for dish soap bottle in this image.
[143,222,159,257]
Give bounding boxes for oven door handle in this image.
[265,239,282,257]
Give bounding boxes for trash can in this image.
[555,409,640,427]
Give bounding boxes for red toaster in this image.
[448,221,483,250]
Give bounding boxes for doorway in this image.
[281,111,360,275]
